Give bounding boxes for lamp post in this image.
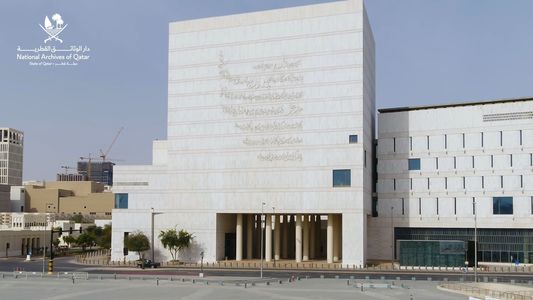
[272,206,275,267]
[260,202,265,278]
[474,199,478,283]
[391,206,394,268]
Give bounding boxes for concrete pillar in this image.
[333,215,340,262]
[310,215,316,260]
[274,215,281,261]
[265,214,272,262]
[247,214,253,260]
[255,215,261,258]
[303,215,309,261]
[282,215,288,259]
[295,214,302,263]
[327,214,333,263]
[236,214,243,261]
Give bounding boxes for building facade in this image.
[0,128,23,186]
[112,0,375,265]
[24,181,114,218]
[0,212,54,257]
[369,97,533,264]
[77,161,114,186]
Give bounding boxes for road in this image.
[1,256,532,283]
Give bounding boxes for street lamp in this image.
[391,206,394,268]
[473,198,478,282]
[260,202,265,278]
[272,207,275,267]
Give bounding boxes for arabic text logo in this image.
[39,13,67,43]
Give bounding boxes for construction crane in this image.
[99,127,124,162]
[60,166,76,175]
[79,154,95,181]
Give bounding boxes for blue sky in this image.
[1,0,533,181]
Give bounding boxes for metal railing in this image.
[440,283,533,300]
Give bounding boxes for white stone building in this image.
[369,97,533,264]
[0,128,23,186]
[112,0,375,266]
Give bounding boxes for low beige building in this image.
[0,212,54,257]
[24,181,113,218]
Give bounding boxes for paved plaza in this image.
[0,276,466,300]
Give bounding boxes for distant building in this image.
[0,128,23,186]
[0,185,10,212]
[24,181,114,218]
[0,212,54,257]
[56,173,87,182]
[10,186,26,212]
[77,161,114,186]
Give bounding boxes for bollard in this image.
[266,281,270,286]
[192,279,195,284]
[72,277,75,284]
[244,283,247,288]
[157,278,159,286]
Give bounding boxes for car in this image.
[136,259,160,269]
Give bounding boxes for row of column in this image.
[235,214,341,263]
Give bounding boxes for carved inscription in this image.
[218,52,304,162]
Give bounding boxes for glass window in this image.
[349,135,358,144]
[493,197,513,215]
[333,169,351,187]
[114,193,128,209]
[408,158,421,170]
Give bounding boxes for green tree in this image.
[96,224,112,249]
[124,232,150,260]
[158,229,193,261]
[63,235,77,248]
[77,233,96,251]
[70,214,84,223]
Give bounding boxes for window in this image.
[500,131,503,146]
[418,198,421,215]
[531,197,533,214]
[482,176,485,189]
[454,157,457,169]
[520,130,523,146]
[410,178,413,190]
[408,158,421,170]
[444,134,447,149]
[333,170,351,187]
[510,154,513,167]
[462,133,465,148]
[401,198,405,215]
[472,156,475,168]
[493,197,513,215]
[500,176,504,189]
[349,135,358,144]
[123,232,129,255]
[473,197,476,215]
[463,177,466,189]
[409,137,413,151]
[481,132,484,147]
[436,157,439,170]
[445,177,448,190]
[393,178,396,191]
[114,193,128,209]
[520,175,523,188]
[491,155,494,168]
[426,136,430,150]
[364,150,367,168]
[427,178,430,189]
[436,198,439,215]
[393,138,396,152]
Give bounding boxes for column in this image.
[274,215,281,261]
[327,214,333,263]
[236,214,243,261]
[333,214,340,262]
[303,215,309,261]
[310,215,316,260]
[265,214,272,262]
[255,215,261,258]
[295,214,302,263]
[315,215,321,258]
[247,214,253,260]
[282,215,289,259]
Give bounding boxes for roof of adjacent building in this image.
[378,96,533,114]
